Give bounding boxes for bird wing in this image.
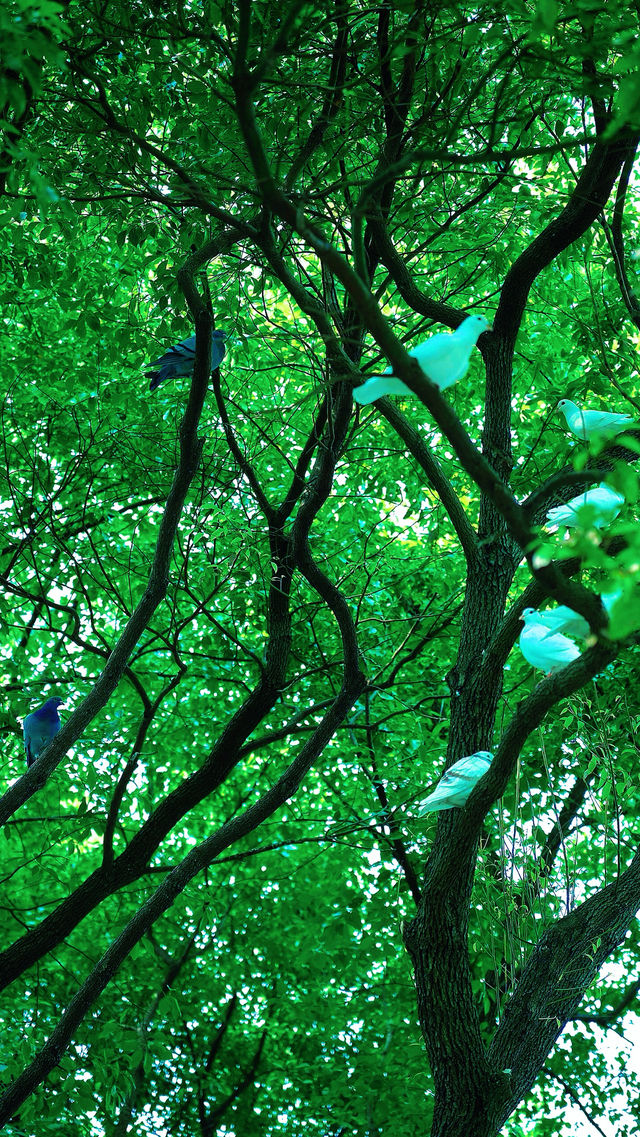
[145,337,198,389]
[146,336,196,371]
[547,487,622,528]
[585,410,631,432]
[536,607,590,639]
[546,502,576,526]
[544,633,581,663]
[412,333,471,387]
[418,753,492,812]
[520,625,580,668]
[23,715,54,763]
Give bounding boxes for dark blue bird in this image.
[23,697,64,767]
[145,331,227,391]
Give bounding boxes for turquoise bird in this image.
[353,315,490,405]
[418,751,494,813]
[545,483,625,532]
[518,610,580,674]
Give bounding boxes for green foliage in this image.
[1,1,640,1135]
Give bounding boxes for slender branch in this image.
[284,0,349,190]
[362,695,421,905]
[112,933,198,1135]
[542,1068,610,1137]
[0,310,214,827]
[275,397,328,524]
[203,1031,267,1133]
[572,978,640,1026]
[0,675,365,1124]
[376,398,478,563]
[102,669,184,870]
[487,845,640,1129]
[210,368,274,520]
[601,143,640,327]
[494,132,640,347]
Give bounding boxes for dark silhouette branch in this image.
[0,674,365,1124]
[572,977,640,1026]
[0,309,215,826]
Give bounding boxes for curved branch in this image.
[376,398,478,564]
[572,977,640,1027]
[489,845,640,1127]
[494,132,640,347]
[0,309,214,827]
[0,675,365,1124]
[602,143,640,327]
[210,368,274,520]
[291,386,361,677]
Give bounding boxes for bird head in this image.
[461,314,491,337]
[40,696,65,712]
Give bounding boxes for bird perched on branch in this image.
[557,399,634,441]
[418,750,494,813]
[519,610,580,674]
[353,315,490,405]
[521,605,590,640]
[145,331,227,391]
[23,697,64,767]
[545,483,625,532]
[521,593,620,641]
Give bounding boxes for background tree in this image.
[1,1,640,1134]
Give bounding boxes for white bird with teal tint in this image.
[522,593,620,641]
[353,315,490,405]
[557,399,634,441]
[519,609,581,674]
[521,605,590,640]
[546,483,625,532]
[418,750,494,813]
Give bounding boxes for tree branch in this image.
[0,675,365,1123]
[0,310,214,826]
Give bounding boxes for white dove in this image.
[418,750,494,813]
[519,609,581,674]
[557,399,634,441]
[521,605,590,640]
[546,483,625,532]
[522,593,620,641]
[353,315,490,405]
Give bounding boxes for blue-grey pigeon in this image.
[145,331,226,391]
[23,697,64,767]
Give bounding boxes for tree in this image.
[1,0,640,1133]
